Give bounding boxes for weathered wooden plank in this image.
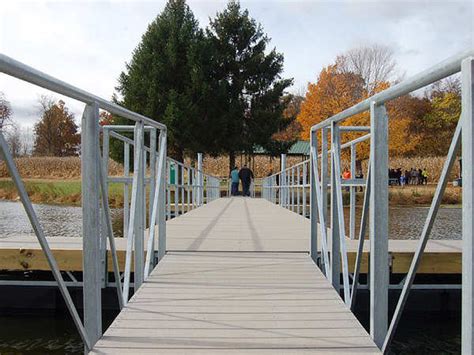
[91,247,379,353]
[392,252,461,274]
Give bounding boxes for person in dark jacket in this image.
[239,165,254,197]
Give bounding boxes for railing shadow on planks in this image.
[0,54,220,352]
[262,48,474,354]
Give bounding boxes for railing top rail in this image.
[311,49,474,131]
[0,54,166,131]
[102,125,157,132]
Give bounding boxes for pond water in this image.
[0,200,123,239]
[0,200,463,354]
[0,200,461,240]
[343,205,462,240]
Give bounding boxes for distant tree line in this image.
[111,0,295,171]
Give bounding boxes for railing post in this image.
[302,163,307,218]
[167,159,171,218]
[123,143,130,239]
[81,102,102,348]
[369,101,389,348]
[321,128,329,226]
[181,165,185,215]
[197,153,203,206]
[462,56,474,355]
[100,127,109,287]
[149,129,157,225]
[280,154,286,206]
[134,121,145,290]
[310,131,318,264]
[330,123,341,292]
[350,143,356,240]
[291,167,295,211]
[158,131,167,262]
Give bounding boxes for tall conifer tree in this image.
[206,1,293,170]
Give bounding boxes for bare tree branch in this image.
[0,92,13,132]
[336,44,397,95]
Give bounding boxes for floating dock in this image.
[90,198,380,353]
[0,198,462,274]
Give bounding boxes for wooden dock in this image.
[0,197,462,274]
[90,197,380,353]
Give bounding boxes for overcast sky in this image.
[0,0,472,129]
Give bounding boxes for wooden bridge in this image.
[90,197,379,353]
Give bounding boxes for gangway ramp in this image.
[91,197,380,353]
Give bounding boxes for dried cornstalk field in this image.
[0,157,123,179]
[0,155,460,183]
[197,155,460,183]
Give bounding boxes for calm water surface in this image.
[0,200,462,354]
[343,205,462,240]
[0,200,123,238]
[0,200,462,240]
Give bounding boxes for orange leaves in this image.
[297,61,432,159]
[297,65,366,141]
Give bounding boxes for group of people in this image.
[230,165,254,196]
[390,168,428,186]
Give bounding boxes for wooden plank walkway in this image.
[90,197,380,354]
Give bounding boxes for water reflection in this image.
[0,201,123,239]
[343,206,462,240]
[0,200,462,240]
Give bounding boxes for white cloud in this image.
[0,0,472,129]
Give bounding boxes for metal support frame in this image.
[382,119,462,353]
[369,102,389,347]
[280,154,286,206]
[310,135,318,264]
[462,56,474,355]
[158,132,167,262]
[81,103,102,348]
[256,49,474,353]
[0,54,215,352]
[0,130,92,351]
[197,153,203,206]
[331,122,350,303]
[349,144,356,240]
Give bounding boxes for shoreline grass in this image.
[0,178,125,207]
[0,178,462,208]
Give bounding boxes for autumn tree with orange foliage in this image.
[298,64,366,141]
[297,59,430,159]
[33,97,80,156]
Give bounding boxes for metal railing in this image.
[263,157,310,217]
[262,49,474,354]
[0,54,220,351]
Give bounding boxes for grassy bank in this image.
[1,156,462,182]
[346,184,461,206]
[0,178,462,207]
[0,179,125,207]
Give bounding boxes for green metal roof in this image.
[253,140,310,156]
[288,140,310,155]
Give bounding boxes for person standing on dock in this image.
[239,165,254,197]
[230,166,240,196]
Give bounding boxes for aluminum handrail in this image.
[311,48,474,131]
[0,54,166,130]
